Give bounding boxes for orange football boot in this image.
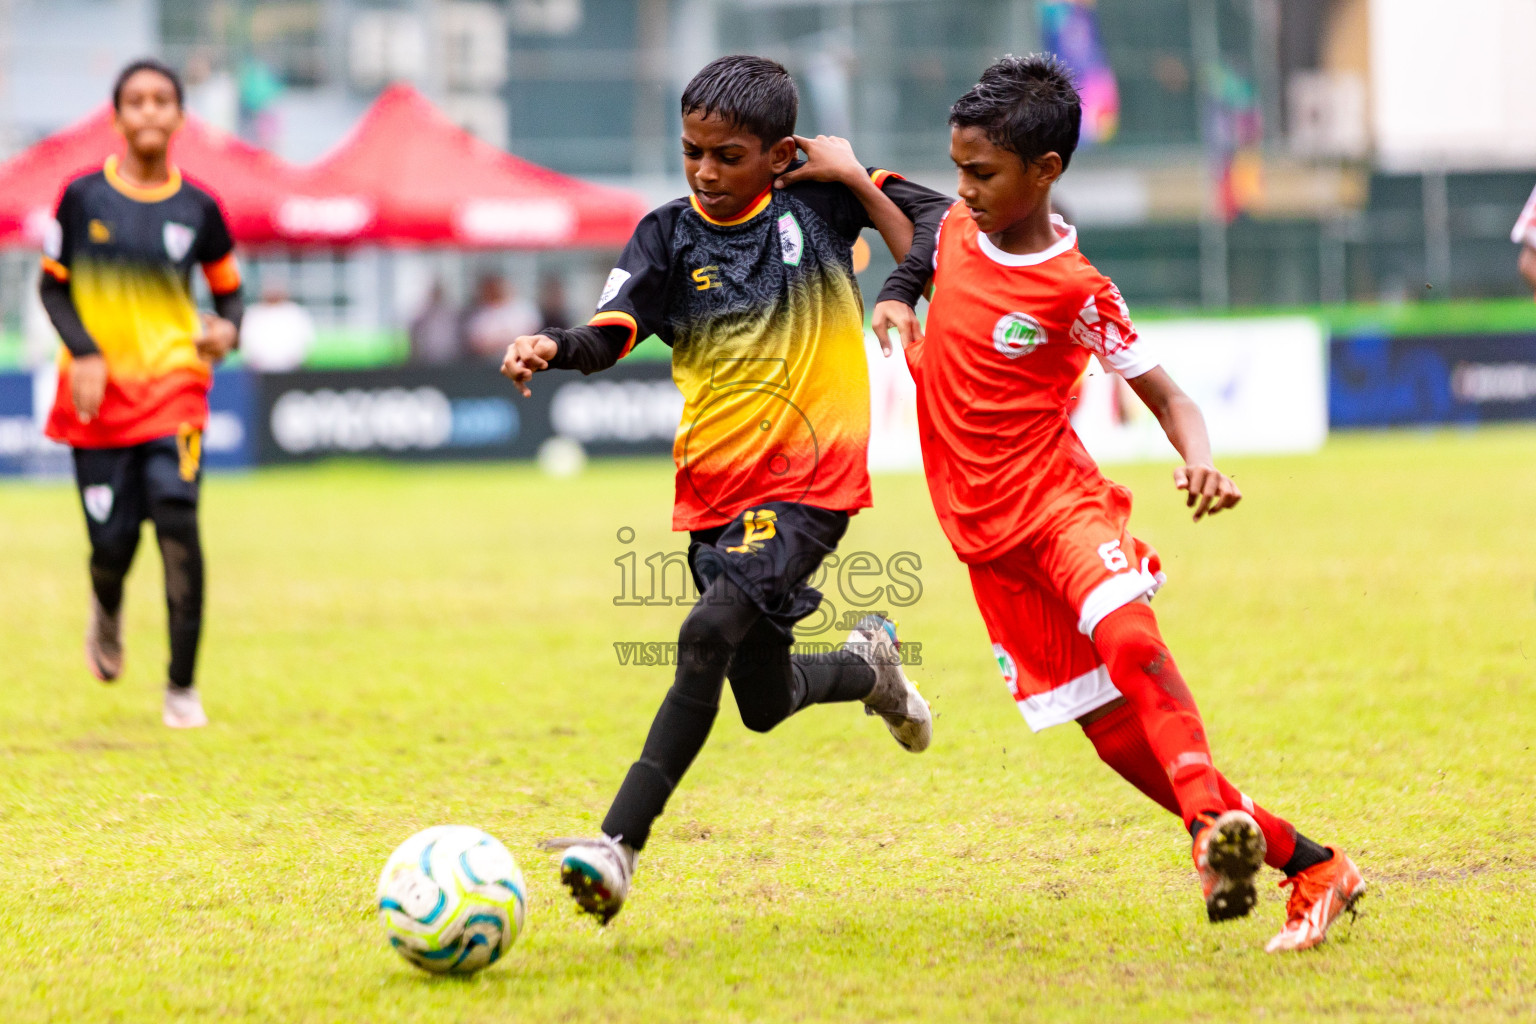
[1265,846,1365,953]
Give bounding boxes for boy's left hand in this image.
[195,312,238,364]
[871,300,924,357]
[774,134,866,189]
[1174,463,1241,521]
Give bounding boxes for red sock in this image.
[1092,602,1223,828]
[1082,699,1298,869]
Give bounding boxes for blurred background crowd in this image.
[0,0,1531,373]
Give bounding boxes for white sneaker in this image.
[162,685,208,728]
[541,835,636,924]
[85,594,124,682]
[848,615,931,752]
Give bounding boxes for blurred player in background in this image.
[40,59,244,728]
[871,55,1365,953]
[502,55,950,923]
[1514,183,1536,295]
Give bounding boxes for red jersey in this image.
[907,204,1157,564]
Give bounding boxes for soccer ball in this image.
[376,825,527,974]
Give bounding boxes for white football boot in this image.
[541,835,636,924]
[847,614,931,753]
[162,685,208,729]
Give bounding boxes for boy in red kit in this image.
[871,55,1365,952]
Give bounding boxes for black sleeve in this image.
[787,169,952,307]
[38,182,98,357]
[544,323,634,375]
[873,175,952,308]
[547,204,676,374]
[39,272,98,357]
[193,192,236,264]
[212,290,245,336]
[784,170,872,243]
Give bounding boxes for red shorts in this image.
[967,482,1164,732]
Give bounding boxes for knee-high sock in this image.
[1092,602,1223,828]
[601,577,759,850]
[89,528,141,616]
[791,649,875,707]
[1082,699,1300,870]
[150,501,203,690]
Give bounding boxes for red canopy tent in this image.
[284,84,648,248]
[0,106,303,247]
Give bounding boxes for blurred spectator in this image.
[409,281,463,364]
[239,283,315,372]
[538,274,572,331]
[1515,183,1536,296]
[465,274,540,361]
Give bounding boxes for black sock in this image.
[601,579,755,849]
[601,686,721,850]
[791,649,876,708]
[152,501,203,689]
[89,538,138,616]
[1281,833,1333,876]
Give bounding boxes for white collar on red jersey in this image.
[975,213,1077,267]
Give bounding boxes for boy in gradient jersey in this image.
[501,55,951,923]
[41,59,244,728]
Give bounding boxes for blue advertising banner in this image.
[0,368,256,476]
[251,361,680,464]
[1330,333,1536,427]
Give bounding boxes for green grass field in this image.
[3,429,1535,1023]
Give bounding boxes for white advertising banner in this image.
[1070,316,1328,464]
[863,315,1328,473]
[865,334,924,472]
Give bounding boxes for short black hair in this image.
[949,54,1081,171]
[680,55,797,149]
[112,58,184,110]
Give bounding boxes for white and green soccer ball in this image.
[376,825,527,974]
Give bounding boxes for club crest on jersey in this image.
[163,222,195,261]
[83,484,114,524]
[597,267,630,309]
[777,212,803,266]
[993,643,1018,689]
[992,312,1045,358]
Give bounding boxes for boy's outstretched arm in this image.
[499,322,631,396]
[775,134,915,264]
[1124,366,1242,522]
[775,137,950,355]
[501,208,674,395]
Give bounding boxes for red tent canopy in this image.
[0,106,303,247]
[285,84,648,248]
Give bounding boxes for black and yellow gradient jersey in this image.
[545,168,950,531]
[42,156,242,449]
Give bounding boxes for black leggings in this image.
[90,499,204,689]
[600,576,874,849]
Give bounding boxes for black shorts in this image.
[689,501,849,643]
[72,430,202,551]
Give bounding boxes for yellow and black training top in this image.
[544,168,949,531]
[43,156,242,449]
